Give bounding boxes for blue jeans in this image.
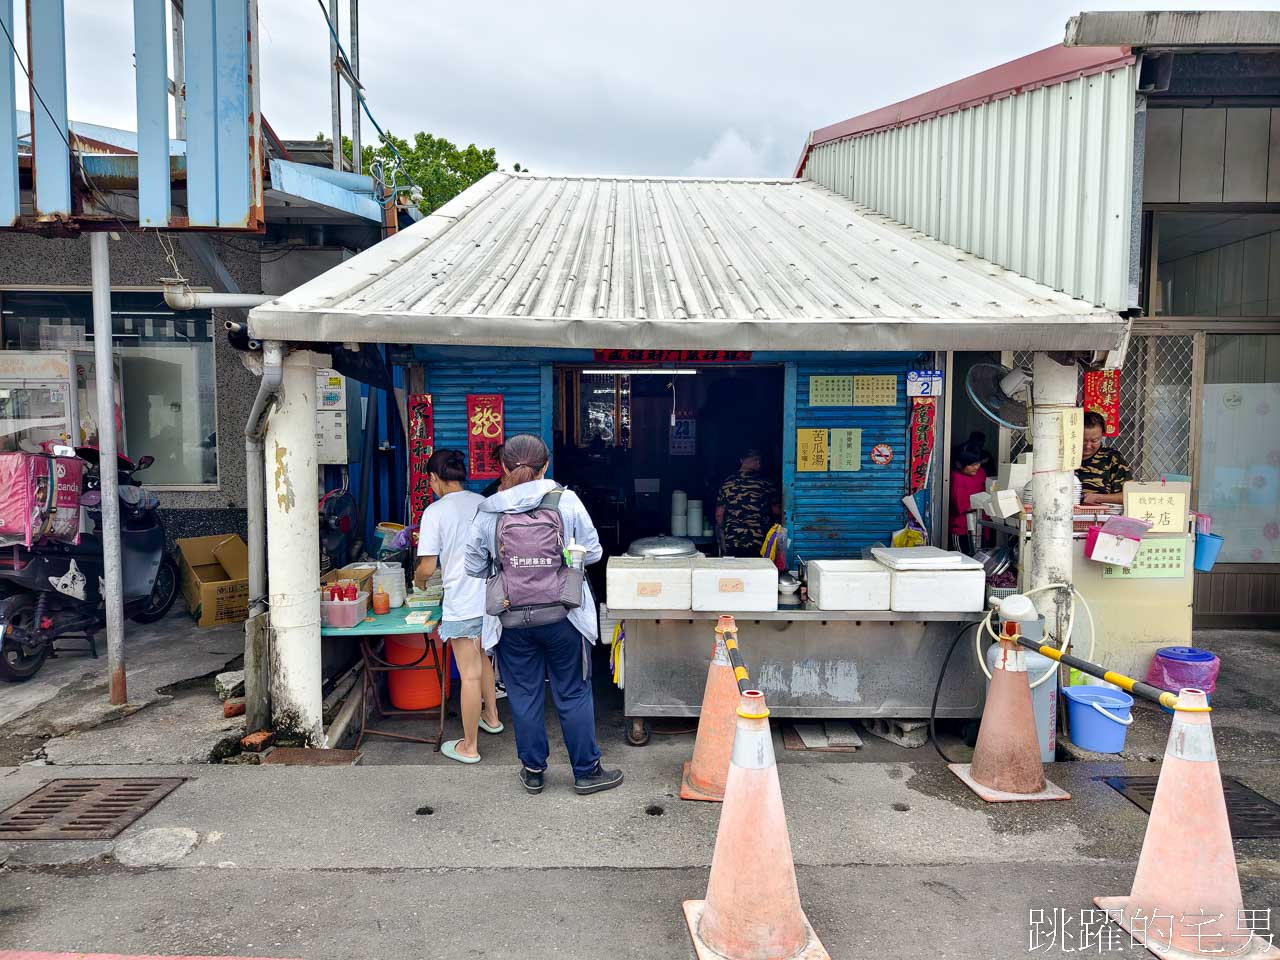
[495,618,602,778]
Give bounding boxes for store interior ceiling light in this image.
[579,368,697,375]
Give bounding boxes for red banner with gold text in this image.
[408,394,434,531]
[908,397,936,494]
[1083,370,1120,437]
[467,394,505,480]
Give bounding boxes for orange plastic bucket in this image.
[384,634,444,710]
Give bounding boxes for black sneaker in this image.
[519,767,544,795]
[574,763,623,796]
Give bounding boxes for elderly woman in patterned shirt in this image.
[1077,411,1132,505]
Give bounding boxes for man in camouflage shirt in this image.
[1077,410,1131,505]
[716,448,781,557]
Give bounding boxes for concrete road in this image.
[1,628,1277,958]
[10,861,1264,959]
[1,758,1277,959]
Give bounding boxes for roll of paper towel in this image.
[686,500,703,535]
[672,514,688,537]
[672,490,688,516]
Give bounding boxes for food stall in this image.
[407,352,994,738]
[244,172,1130,740]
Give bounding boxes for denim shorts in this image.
[438,617,484,641]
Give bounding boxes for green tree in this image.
[315,131,526,215]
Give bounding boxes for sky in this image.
[9,0,1264,178]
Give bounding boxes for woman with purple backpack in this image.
[464,434,623,796]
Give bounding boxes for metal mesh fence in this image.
[1008,336,1195,479]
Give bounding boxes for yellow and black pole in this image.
[715,615,753,696]
[1010,636,1194,712]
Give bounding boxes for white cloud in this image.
[685,129,784,178]
[21,0,1268,179]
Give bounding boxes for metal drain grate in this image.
[0,777,184,840]
[1102,776,1280,839]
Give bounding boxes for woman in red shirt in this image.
[949,446,987,556]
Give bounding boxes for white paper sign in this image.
[669,417,696,455]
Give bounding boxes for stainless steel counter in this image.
[615,605,986,724]
[612,605,985,622]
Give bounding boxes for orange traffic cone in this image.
[949,627,1070,802]
[683,689,829,960]
[1095,688,1277,959]
[680,616,744,803]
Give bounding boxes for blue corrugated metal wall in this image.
[786,357,912,561]
[425,362,550,494]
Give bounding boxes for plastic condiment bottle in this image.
[372,585,390,615]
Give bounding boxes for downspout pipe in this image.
[163,282,274,311]
[244,340,285,732]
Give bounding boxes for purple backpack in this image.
[485,489,582,627]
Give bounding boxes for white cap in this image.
[997,593,1037,623]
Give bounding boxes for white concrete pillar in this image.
[89,232,128,705]
[1029,353,1078,646]
[265,349,324,744]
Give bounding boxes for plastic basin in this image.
[385,634,442,710]
[1063,686,1134,754]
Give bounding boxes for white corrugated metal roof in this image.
[248,172,1126,352]
[802,56,1138,312]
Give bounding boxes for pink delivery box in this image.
[0,452,84,548]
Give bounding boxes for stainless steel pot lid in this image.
[626,536,698,558]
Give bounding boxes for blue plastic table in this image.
[322,603,446,749]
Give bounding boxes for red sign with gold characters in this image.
[908,397,937,493]
[467,394,505,480]
[592,350,752,364]
[408,394,434,531]
[1083,370,1120,437]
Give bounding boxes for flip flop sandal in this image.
[441,739,481,764]
[479,718,505,735]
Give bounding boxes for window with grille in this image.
[1008,336,1194,481]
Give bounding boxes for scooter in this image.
[0,447,180,682]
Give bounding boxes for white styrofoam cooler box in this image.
[606,556,693,610]
[692,558,778,612]
[807,559,891,611]
[886,555,985,612]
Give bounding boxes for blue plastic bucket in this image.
[1063,687,1134,753]
[1194,533,1224,572]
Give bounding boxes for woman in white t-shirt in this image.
[412,449,503,764]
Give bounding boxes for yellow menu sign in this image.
[1124,481,1190,534]
[809,376,853,406]
[796,429,829,472]
[854,375,897,406]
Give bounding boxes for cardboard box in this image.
[177,534,249,628]
[321,562,376,596]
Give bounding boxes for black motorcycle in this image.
[0,447,180,682]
